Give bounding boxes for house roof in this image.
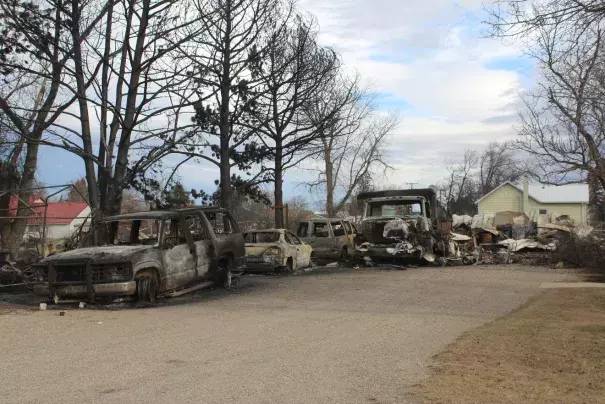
[476,181,589,204]
[5,195,46,217]
[27,202,89,225]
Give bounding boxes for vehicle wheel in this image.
[341,247,349,262]
[215,259,233,289]
[136,276,157,303]
[279,258,294,274]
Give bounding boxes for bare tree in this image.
[488,0,605,223]
[0,0,113,255]
[304,78,398,216]
[514,25,605,189]
[180,0,290,210]
[479,142,525,195]
[439,150,478,215]
[488,1,605,185]
[66,177,88,202]
[486,0,605,39]
[250,13,341,227]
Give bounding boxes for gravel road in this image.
[0,266,571,404]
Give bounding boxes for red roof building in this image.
[5,195,45,217]
[27,202,89,225]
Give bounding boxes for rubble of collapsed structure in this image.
[451,211,594,266]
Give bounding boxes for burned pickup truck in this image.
[33,207,245,303]
[354,188,448,263]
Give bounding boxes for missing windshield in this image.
[367,200,424,217]
[87,219,161,246]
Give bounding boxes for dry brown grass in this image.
[413,289,605,404]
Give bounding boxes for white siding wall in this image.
[478,184,588,224]
[69,206,91,234]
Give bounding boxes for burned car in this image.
[241,229,313,273]
[296,217,357,261]
[34,207,245,303]
[355,189,447,263]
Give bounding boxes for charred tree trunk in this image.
[218,2,233,210]
[274,136,284,228]
[106,0,150,217]
[587,169,600,223]
[0,163,19,251]
[324,143,334,217]
[97,0,117,217]
[71,0,99,212]
[9,137,40,258]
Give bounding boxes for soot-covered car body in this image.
[241,229,313,273]
[296,218,358,260]
[33,207,245,302]
[355,189,444,262]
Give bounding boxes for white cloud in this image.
[296,0,532,191]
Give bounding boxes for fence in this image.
[0,184,92,259]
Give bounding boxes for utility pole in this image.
[405,182,418,190]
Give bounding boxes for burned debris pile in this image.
[351,187,591,268]
[453,212,593,267]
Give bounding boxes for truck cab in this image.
[355,189,443,262]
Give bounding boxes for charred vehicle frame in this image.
[240,229,313,273]
[354,189,450,263]
[296,218,358,261]
[33,207,245,303]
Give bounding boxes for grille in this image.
[362,220,417,244]
[48,262,132,283]
[362,221,390,244]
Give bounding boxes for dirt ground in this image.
[413,288,605,404]
[0,266,572,404]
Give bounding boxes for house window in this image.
[539,209,548,215]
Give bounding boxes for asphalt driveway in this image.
[0,266,571,404]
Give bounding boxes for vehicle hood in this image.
[41,245,154,264]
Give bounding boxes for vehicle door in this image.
[282,232,299,269]
[342,220,356,248]
[203,210,245,267]
[304,221,332,251]
[160,216,197,290]
[330,220,348,251]
[183,212,212,280]
[286,231,311,268]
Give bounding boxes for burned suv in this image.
[296,217,357,261]
[355,189,445,263]
[34,207,245,303]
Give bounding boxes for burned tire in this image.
[136,276,157,303]
[215,258,233,289]
[278,258,294,274]
[341,247,349,262]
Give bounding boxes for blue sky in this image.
[37,0,535,204]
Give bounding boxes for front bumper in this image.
[355,245,422,259]
[34,281,137,298]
